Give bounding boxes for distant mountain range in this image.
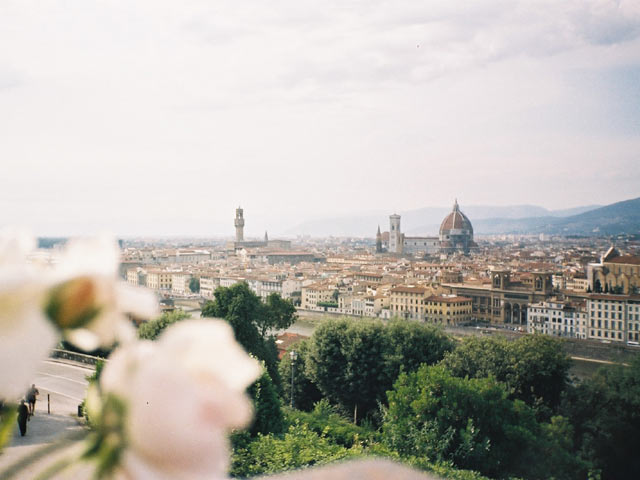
[472,197,640,235]
[286,198,640,237]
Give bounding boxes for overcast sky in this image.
[1,1,639,236]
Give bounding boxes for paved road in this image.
[0,360,93,478]
[32,360,91,415]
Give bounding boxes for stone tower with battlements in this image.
[234,207,245,242]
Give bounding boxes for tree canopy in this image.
[247,366,284,437]
[137,310,190,341]
[562,357,640,480]
[306,319,453,421]
[440,334,571,412]
[188,277,200,293]
[201,283,296,389]
[279,339,323,412]
[383,364,568,479]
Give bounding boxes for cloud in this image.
[0,1,639,234]
[0,67,24,91]
[169,0,640,105]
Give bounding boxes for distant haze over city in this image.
[1,2,639,236]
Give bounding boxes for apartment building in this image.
[200,275,220,299]
[126,267,147,287]
[586,294,640,344]
[171,272,193,295]
[527,299,587,339]
[247,278,283,300]
[146,269,173,291]
[301,282,336,310]
[389,285,430,320]
[424,295,472,326]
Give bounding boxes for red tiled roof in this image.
[606,255,640,266]
[439,200,473,233]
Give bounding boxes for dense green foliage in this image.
[261,293,297,338]
[562,357,640,479]
[306,319,453,421]
[247,367,285,437]
[231,422,361,478]
[219,301,637,480]
[383,365,539,478]
[383,364,585,479]
[189,276,200,293]
[284,400,374,448]
[278,340,323,411]
[86,359,105,383]
[441,334,571,413]
[137,310,190,340]
[201,284,296,389]
[231,404,492,480]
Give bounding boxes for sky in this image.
[1,0,639,237]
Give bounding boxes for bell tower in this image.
[234,207,245,242]
[389,214,402,254]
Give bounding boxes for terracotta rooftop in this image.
[439,200,473,233]
[606,255,640,265]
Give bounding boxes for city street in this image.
[0,359,93,478]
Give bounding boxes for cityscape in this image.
[112,201,640,344]
[2,1,640,480]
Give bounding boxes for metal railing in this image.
[50,349,103,366]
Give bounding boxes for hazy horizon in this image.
[2,1,639,236]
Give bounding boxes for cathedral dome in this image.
[439,200,474,254]
[439,200,473,235]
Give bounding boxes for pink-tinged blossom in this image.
[99,319,260,480]
[0,229,57,399]
[47,236,157,351]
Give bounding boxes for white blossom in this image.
[47,236,157,351]
[100,319,261,480]
[0,229,57,399]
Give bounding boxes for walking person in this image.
[17,399,29,436]
[26,384,39,417]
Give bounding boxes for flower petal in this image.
[0,304,58,399]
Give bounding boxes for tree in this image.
[188,277,200,293]
[201,283,282,388]
[562,357,640,479]
[258,293,297,338]
[594,278,602,293]
[247,367,284,437]
[383,364,551,479]
[306,319,453,421]
[441,335,570,412]
[279,340,323,412]
[137,310,190,341]
[306,320,386,421]
[384,320,454,376]
[201,283,263,349]
[508,334,571,410]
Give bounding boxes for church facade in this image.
[377,200,476,256]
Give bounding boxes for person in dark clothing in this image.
[26,384,39,417]
[17,399,29,436]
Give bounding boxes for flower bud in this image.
[45,276,101,329]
